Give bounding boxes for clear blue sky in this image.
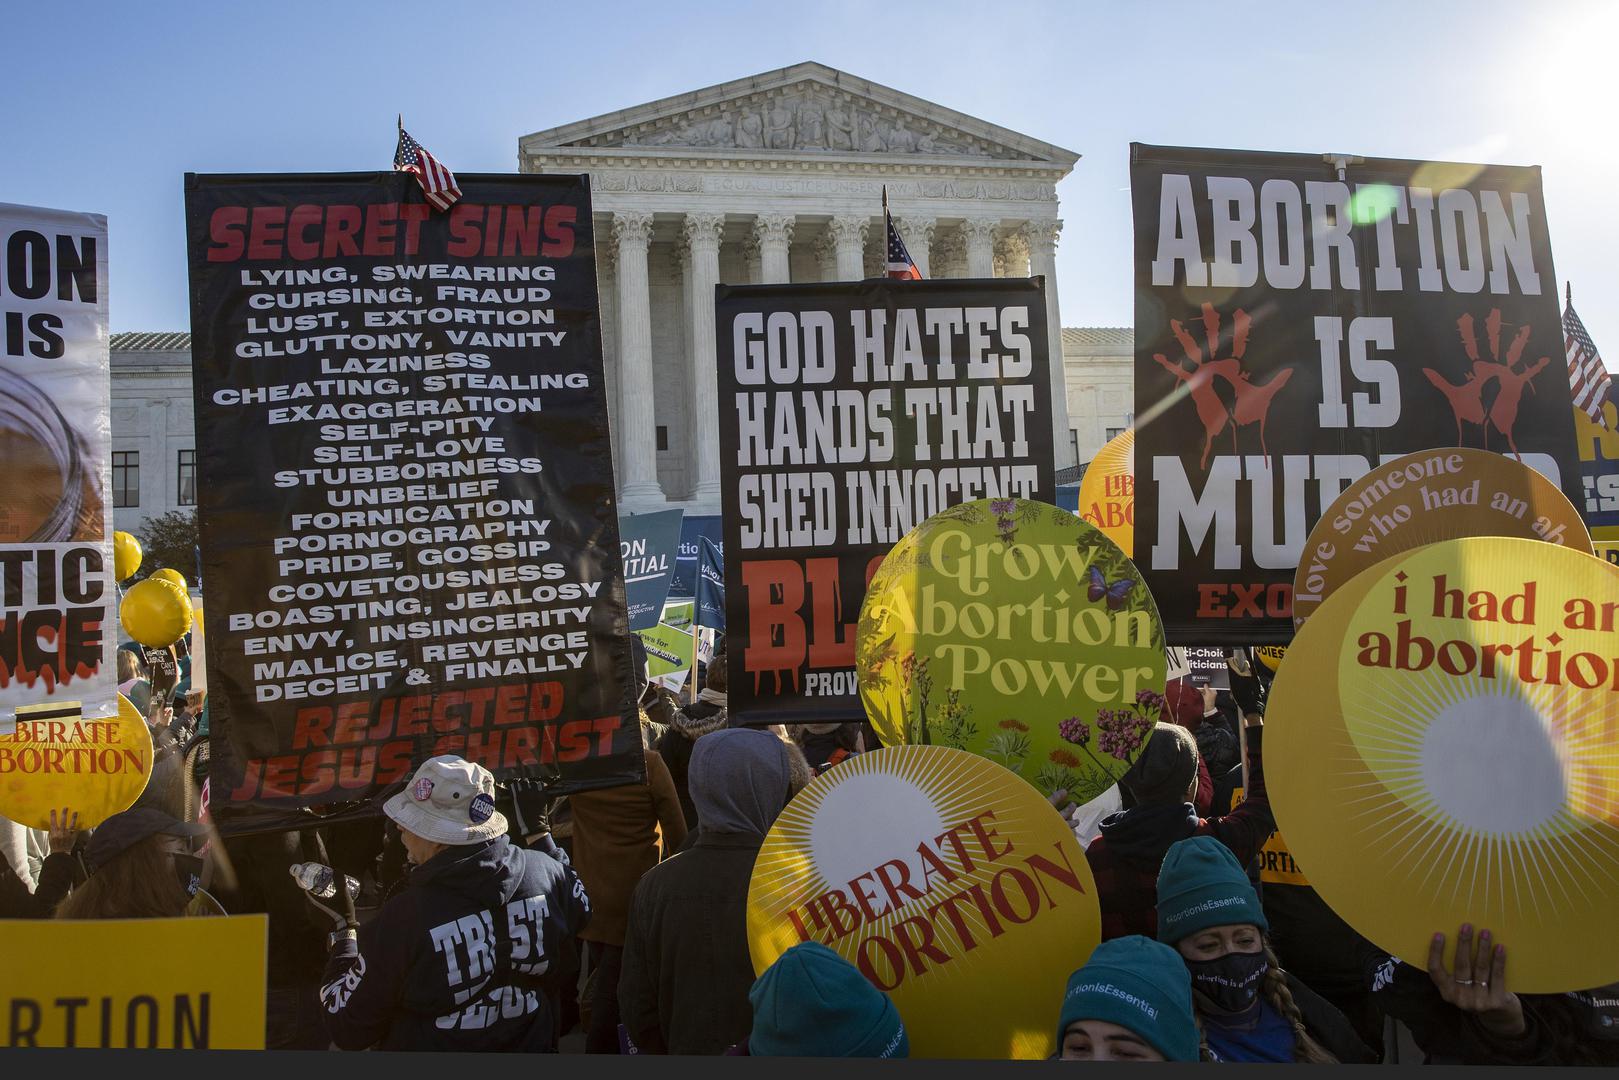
[7,0,1616,366]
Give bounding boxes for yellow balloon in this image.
[1255,645,1286,672]
[113,531,143,582]
[151,568,188,590]
[0,694,153,830]
[120,577,194,647]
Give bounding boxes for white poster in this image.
[0,203,115,724]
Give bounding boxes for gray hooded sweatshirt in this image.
[619,728,804,1053]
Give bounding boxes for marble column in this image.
[612,211,663,503]
[813,229,839,281]
[894,215,935,277]
[754,213,795,284]
[685,212,725,504]
[963,218,997,278]
[1024,218,1076,470]
[829,215,868,281]
[934,229,966,278]
[999,231,1029,277]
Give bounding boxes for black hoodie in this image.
[319,833,590,1052]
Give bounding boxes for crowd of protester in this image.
[4,639,1617,1064]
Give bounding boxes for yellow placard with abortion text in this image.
[0,914,267,1047]
[1078,428,1133,557]
[1291,448,1591,631]
[1269,537,1619,993]
[0,692,152,829]
[747,745,1100,1060]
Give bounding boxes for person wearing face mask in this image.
[1054,936,1202,1062]
[1155,836,1374,1063]
[55,807,208,919]
[303,755,591,1052]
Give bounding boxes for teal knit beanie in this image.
[1155,835,1269,945]
[1057,936,1199,1062]
[748,942,909,1058]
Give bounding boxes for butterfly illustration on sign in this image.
[1087,565,1136,611]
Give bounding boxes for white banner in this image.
[0,202,115,723]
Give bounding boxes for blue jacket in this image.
[320,834,590,1051]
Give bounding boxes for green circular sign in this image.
[856,498,1166,801]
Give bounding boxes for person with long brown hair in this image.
[55,807,207,920]
[1155,836,1375,1063]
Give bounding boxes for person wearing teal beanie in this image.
[745,942,908,1058]
[1156,836,1374,1064]
[1055,936,1201,1061]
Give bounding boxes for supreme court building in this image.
[110,63,1132,532]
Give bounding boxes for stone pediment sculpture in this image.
[520,61,1077,166]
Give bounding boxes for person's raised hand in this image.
[1228,651,1267,723]
[1427,924,1525,1038]
[298,870,358,935]
[47,807,81,854]
[147,699,173,729]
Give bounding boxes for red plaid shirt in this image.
[1085,726,1273,941]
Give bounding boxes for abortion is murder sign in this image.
[716,279,1055,726]
[1132,143,1583,643]
[185,173,642,832]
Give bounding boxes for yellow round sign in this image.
[1077,428,1133,557]
[1269,537,1619,993]
[747,745,1101,1059]
[856,498,1165,802]
[0,693,153,829]
[1254,645,1286,673]
[1292,448,1591,631]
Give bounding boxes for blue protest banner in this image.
[696,536,725,630]
[669,514,722,597]
[619,509,684,630]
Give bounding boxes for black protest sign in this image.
[716,279,1056,726]
[185,172,642,833]
[1132,144,1582,643]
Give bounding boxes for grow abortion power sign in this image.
[747,745,1101,1060]
[1132,144,1583,642]
[857,499,1164,802]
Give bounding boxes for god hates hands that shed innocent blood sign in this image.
[747,745,1101,1060]
[716,279,1056,727]
[1132,144,1583,644]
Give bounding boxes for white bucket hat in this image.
[383,755,508,845]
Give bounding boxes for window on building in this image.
[113,452,139,508]
[177,449,196,506]
[1106,426,1126,442]
[656,426,669,452]
[1069,430,1080,464]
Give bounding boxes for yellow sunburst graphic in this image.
[747,745,1101,1059]
[1270,538,1619,992]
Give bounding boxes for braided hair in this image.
[1259,944,1338,1064]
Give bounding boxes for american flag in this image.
[1565,291,1612,430]
[883,186,921,280]
[395,125,462,212]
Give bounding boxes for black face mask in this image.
[172,852,204,897]
[1187,950,1269,1014]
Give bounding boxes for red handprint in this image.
[1155,303,1293,467]
[1426,310,1553,454]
